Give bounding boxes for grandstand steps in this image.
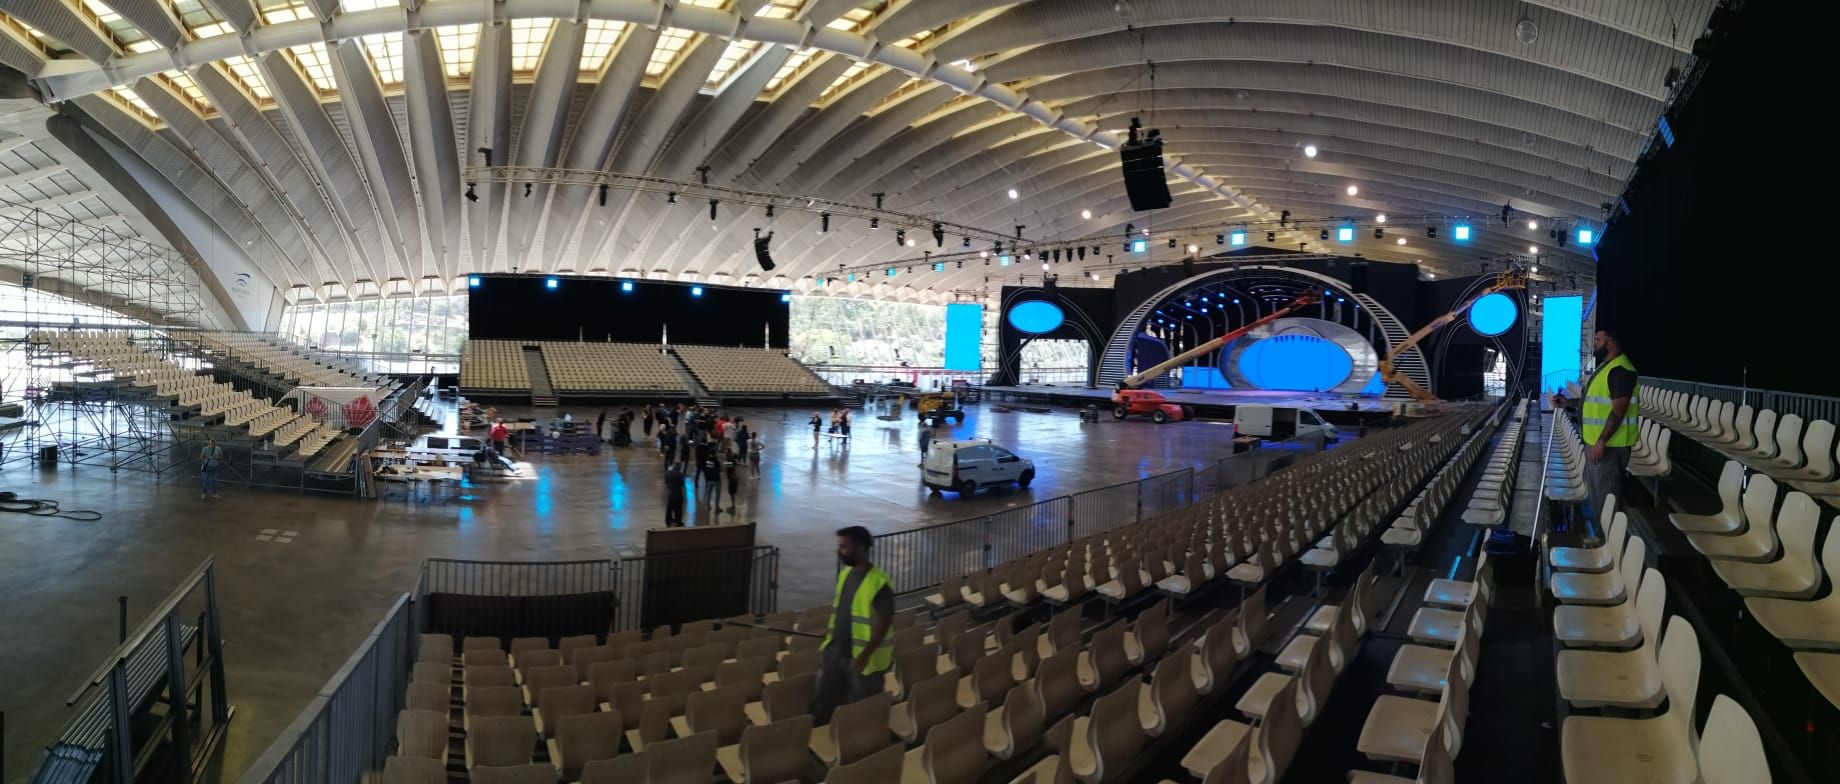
[522,347,558,407]
[661,348,717,404]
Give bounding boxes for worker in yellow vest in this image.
[1553,328,1639,521]
[810,525,894,724]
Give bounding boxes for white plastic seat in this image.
[1711,492,1824,598]
[1552,537,1643,606]
[1792,652,1840,710]
[1670,461,1744,534]
[1559,619,1700,784]
[1686,475,1781,562]
[1696,695,1769,784]
[1744,516,1840,650]
[1550,503,1624,573]
[1557,584,1672,710]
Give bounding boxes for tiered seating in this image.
[1461,400,1526,526]
[672,345,832,396]
[536,342,686,395]
[461,340,532,393]
[171,330,384,388]
[1644,386,1840,504]
[28,330,341,459]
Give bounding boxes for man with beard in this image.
[1553,328,1638,521]
[809,526,893,723]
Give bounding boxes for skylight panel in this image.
[434,24,479,79]
[287,42,337,91]
[578,19,626,72]
[222,55,273,100]
[509,17,553,72]
[361,32,404,85]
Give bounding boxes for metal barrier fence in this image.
[240,594,413,784]
[1643,376,1840,428]
[611,546,780,632]
[877,432,1332,594]
[414,558,618,640]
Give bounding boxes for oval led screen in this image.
[1006,300,1066,334]
[1237,334,1353,391]
[1469,292,1518,337]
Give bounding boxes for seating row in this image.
[1643,386,1840,502]
[672,345,832,395]
[462,340,533,392]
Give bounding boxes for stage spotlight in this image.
[1427,226,1437,239]
[1267,231,1276,242]
[1008,187,1019,200]
[1527,245,1538,254]
[667,192,677,204]
[894,229,905,245]
[980,250,989,258]
[1501,202,1514,224]
[1576,228,1595,245]
[1376,214,1387,223]
[1186,244,1198,254]
[1217,233,1225,245]
[995,242,1004,255]
[1042,262,1050,271]
[467,275,481,287]
[869,217,879,229]
[1374,227,1384,239]
[820,212,830,232]
[597,184,608,206]
[1230,231,1246,246]
[781,293,791,302]
[1167,238,1177,249]
[962,237,970,248]
[1279,210,1291,226]
[957,260,964,268]
[709,199,719,220]
[932,222,945,247]
[1319,229,1330,241]
[1337,226,1354,242]
[1396,238,1407,245]
[1077,246,1086,260]
[1081,209,1092,220]
[524,183,533,198]
[765,205,774,218]
[545,276,559,289]
[999,255,1011,266]
[1125,223,1135,237]
[464,182,477,202]
[620,280,633,292]
[1453,225,1471,241]
[691,286,704,296]
[1346,185,1358,196]
[1130,239,1147,253]
[1303,144,1317,157]
[1531,265,1540,274]
[1091,272,1100,281]
[1528,220,1539,230]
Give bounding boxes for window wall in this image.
[276,295,468,373]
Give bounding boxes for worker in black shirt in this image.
[1553,328,1639,521]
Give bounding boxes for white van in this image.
[409,434,485,464]
[923,439,1035,496]
[1233,405,1340,442]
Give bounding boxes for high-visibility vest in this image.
[1582,354,1640,447]
[821,565,894,674]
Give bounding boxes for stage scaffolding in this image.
[0,200,223,478]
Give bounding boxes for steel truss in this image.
[0,197,220,329]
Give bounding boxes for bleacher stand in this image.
[671,345,832,397]
[461,340,532,394]
[171,330,387,389]
[538,342,687,396]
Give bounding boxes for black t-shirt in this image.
[1607,367,1636,399]
[829,569,895,654]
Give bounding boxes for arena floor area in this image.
[0,401,1252,782]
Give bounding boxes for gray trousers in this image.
[810,644,884,725]
[1586,445,1631,532]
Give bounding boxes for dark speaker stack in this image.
[1119,117,1173,211]
[752,230,775,271]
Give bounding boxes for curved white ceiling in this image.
[1,0,1716,313]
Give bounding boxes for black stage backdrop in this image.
[467,276,790,348]
[1595,1,1833,395]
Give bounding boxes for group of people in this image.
[810,408,853,448]
[655,403,766,526]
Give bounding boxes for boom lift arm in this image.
[1378,268,1528,403]
[1119,294,1322,389]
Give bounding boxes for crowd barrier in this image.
[1641,376,1840,429]
[876,432,1329,594]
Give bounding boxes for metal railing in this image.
[1642,376,1840,428]
[875,432,1330,594]
[415,558,618,640]
[239,594,413,784]
[612,546,780,632]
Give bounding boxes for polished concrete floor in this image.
[0,401,1246,782]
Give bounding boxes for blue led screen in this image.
[1469,292,1519,336]
[1237,334,1354,391]
[1006,300,1065,334]
[944,303,984,371]
[1541,295,1583,396]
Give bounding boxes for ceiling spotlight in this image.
[1081,209,1092,220]
[1531,265,1540,273]
[464,182,477,202]
[1427,226,1437,239]
[523,183,533,197]
[1373,227,1384,239]
[980,250,989,258]
[597,183,609,206]
[1168,238,1177,249]
[931,222,944,247]
[709,199,719,220]
[1396,238,1407,245]
[1280,210,1291,226]
[1375,214,1387,223]
[1091,272,1100,281]
[1346,185,1358,196]
[1303,144,1318,157]
[1320,229,1330,240]
[1042,262,1050,271]
[870,217,879,229]
[1267,231,1276,242]
[1528,245,1538,254]
[962,237,971,248]
[1007,187,1019,200]
[667,192,677,204]
[894,229,906,245]
[1528,220,1539,230]
[1186,244,1198,254]
[905,238,917,247]
[820,212,830,232]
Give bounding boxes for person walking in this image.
[664,461,687,527]
[810,526,894,724]
[489,418,510,455]
[596,410,608,443]
[700,439,722,508]
[749,435,765,477]
[810,412,822,449]
[642,405,655,437]
[723,447,741,514]
[1553,328,1639,522]
[661,422,678,467]
[734,418,751,462]
[199,437,226,499]
[917,423,935,467]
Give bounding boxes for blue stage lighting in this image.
[1233,299,1240,304]
[1469,292,1518,336]
[467,275,481,288]
[1575,228,1595,246]
[545,277,559,289]
[1006,301,1065,334]
[620,280,634,292]
[1453,225,1472,241]
[998,255,1012,266]
[1336,226,1354,243]
[780,293,791,303]
[1230,231,1246,246]
[691,286,704,297]
[1130,239,1148,253]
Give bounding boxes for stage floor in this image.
[980,384,1397,413]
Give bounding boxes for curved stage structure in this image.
[1095,265,1433,400]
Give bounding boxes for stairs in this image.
[1351,292,1433,400]
[662,349,718,407]
[523,347,557,407]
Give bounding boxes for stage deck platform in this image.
[979,384,1397,414]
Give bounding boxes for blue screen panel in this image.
[945,303,983,371]
[1006,300,1065,334]
[1237,334,1354,391]
[1541,295,1583,396]
[1181,367,1231,389]
[1469,292,1518,336]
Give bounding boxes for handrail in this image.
[64,557,214,706]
